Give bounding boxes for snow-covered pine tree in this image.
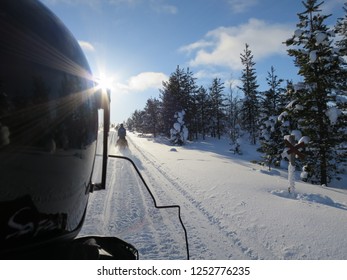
[195,85,211,140]
[335,6,347,117]
[335,3,347,50]
[259,66,287,169]
[170,110,188,145]
[278,82,310,182]
[285,0,346,185]
[143,97,162,137]
[226,80,242,154]
[127,109,146,133]
[183,68,199,140]
[333,2,347,177]
[209,77,226,139]
[160,66,197,138]
[160,66,186,136]
[238,43,260,145]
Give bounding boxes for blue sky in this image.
[40,0,345,123]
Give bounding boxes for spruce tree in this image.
[209,77,226,139]
[195,85,211,140]
[285,0,345,185]
[159,66,197,137]
[226,80,242,153]
[239,43,260,145]
[261,66,286,116]
[183,68,199,140]
[335,3,347,116]
[143,97,162,137]
[128,109,146,133]
[259,67,287,169]
[334,2,347,177]
[160,66,184,135]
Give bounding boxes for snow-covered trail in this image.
[124,134,259,260]
[79,131,347,260]
[80,131,253,259]
[79,131,187,259]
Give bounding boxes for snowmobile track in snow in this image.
[127,135,276,260]
[82,132,276,259]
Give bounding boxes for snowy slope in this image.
[79,131,347,260]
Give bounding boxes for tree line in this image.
[126,0,347,187]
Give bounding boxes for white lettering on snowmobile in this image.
[6,207,57,239]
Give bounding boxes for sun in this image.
[96,73,114,92]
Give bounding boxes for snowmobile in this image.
[116,123,128,149]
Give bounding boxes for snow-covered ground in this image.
[79,130,347,260]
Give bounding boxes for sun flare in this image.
[96,73,114,91]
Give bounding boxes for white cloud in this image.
[227,0,258,14]
[128,72,168,91]
[181,18,293,71]
[194,70,242,92]
[179,40,214,54]
[193,69,229,81]
[150,0,178,14]
[78,40,95,52]
[114,72,168,94]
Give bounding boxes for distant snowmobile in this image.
[116,123,128,149]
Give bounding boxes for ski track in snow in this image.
[124,134,276,260]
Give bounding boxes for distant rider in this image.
[118,124,126,140]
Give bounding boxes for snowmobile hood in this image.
[0,0,102,255]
